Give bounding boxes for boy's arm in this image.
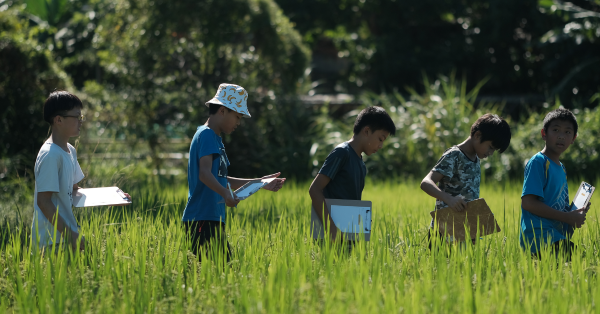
[37,192,84,251]
[198,155,239,207]
[521,195,587,228]
[308,174,340,240]
[420,171,467,211]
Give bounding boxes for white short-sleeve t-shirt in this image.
[32,141,84,247]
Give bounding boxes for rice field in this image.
[0,178,599,313]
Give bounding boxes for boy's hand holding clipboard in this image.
[225,182,240,208]
[571,181,594,213]
[566,181,594,228]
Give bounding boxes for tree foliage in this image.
[3,0,313,178]
[2,0,600,181]
[276,0,600,110]
[0,5,71,174]
[82,0,311,176]
[311,74,600,181]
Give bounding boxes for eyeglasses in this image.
[59,114,86,122]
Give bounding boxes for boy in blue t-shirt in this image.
[309,106,396,241]
[182,83,286,260]
[520,108,590,257]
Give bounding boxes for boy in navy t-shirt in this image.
[520,108,590,257]
[309,106,396,241]
[182,84,286,260]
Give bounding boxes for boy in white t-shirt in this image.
[32,91,130,251]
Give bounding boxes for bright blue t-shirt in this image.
[520,152,573,253]
[182,126,230,223]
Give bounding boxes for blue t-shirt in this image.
[520,152,573,253]
[182,126,230,223]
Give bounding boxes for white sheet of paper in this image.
[572,184,592,210]
[235,182,266,199]
[330,205,371,233]
[234,178,275,200]
[73,187,131,207]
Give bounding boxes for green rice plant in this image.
[0,177,599,313]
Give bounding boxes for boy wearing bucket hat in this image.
[182,83,286,261]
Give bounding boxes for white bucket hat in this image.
[205,83,251,118]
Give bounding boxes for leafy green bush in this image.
[309,73,502,179]
[505,101,600,181]
[0,5,71,178]
[78,0,313,177]
[310,74,600,182]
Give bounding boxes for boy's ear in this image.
[363,126,371,135]
[540,128,546,140]
[473,130,481,141]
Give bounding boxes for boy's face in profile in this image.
[542,119,577,155]
[56,107,83,137]
[363,128,390,156]
[221,109,243,135]
[473,131,497,159]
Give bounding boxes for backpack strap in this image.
[543,155,550,191]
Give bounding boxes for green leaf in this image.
[24,0,48,21]
[24,0,68,25]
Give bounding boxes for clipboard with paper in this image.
[570,181,595,211]
[311,199,372,241]
[232,178,275,200]
[430,198,500,241]
[73,187,131,207]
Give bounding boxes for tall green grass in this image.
[0,179,599,313]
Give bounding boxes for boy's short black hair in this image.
[43,91,83,125]
[208,103,231,115]
[470,113,511,153]
[543,108,578,135]
[353,106,396,136]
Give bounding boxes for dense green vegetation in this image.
[312,74,600,181]
[277,0,600,103]
[2,0,600,182]
[2,1,600,312]
[1,175,599,313]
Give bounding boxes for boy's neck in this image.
[49,128,71,153]
[457,137,477,161]
[541,146,561,165]
[347,136,364,158]
[205,117,222,135]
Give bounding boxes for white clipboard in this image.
[311,198,372,241]
[233,178,274,200]
[570,181,595,211]
[73,187,131,207]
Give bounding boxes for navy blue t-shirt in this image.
[319,142,367,200]
[182,126,230,223]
